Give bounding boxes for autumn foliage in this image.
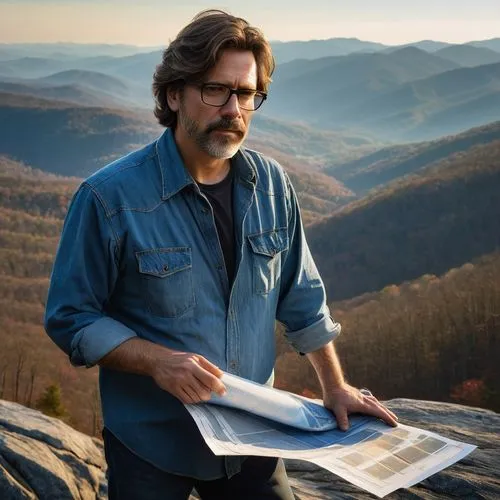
[1,154,499,438]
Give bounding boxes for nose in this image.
[220,93,241,118]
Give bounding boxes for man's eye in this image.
[205,85,227,94]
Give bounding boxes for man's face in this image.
[175,49,258,159]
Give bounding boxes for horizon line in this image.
[1,35,499,48]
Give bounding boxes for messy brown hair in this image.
[152,9,275,128]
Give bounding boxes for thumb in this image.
[335,408,349,431]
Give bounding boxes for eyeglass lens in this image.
[202,84,264,110]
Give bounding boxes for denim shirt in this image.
[44,128,340,479]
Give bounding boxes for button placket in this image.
[195,192,229,294]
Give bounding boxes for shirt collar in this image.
[155,128,257,201]
[155,128,194,201]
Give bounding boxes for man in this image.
[45,9,398,500]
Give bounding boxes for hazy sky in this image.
[1,0,499,46]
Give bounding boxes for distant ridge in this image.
[383,40,453,52]
[307,134,500,300]
[0,57,68,78]
[0,91,159,176]
[271,37,387,63]
[0,81,129,108]
[87,50,163,84]
[334,62,500,140]
[435,44,500,67]
[0,42,162,61]
[0,93,365,222]
[267,47,460,129]
[469,37,500,52]
[39,69,130,95]
[327,121,500,192]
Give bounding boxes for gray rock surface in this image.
[284,398,500,499]
[1,398,499,499]
[0,400,106,499]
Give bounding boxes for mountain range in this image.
[2,151,500,434]
[1,36,499,430]
[268,47,500,140]
[269,37,500,63]
[0,92,368,221]
[434,44,500,67]
[307,123,500,301]
[327,121,500,192]
[0,42,161,61]
[3,116,500,320]
[3,116,500,300]
[0,91,159,177]
[1,38,499,141]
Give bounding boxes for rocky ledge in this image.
[286,398,500,499]
[1,398,498,499]
[0,400,106,499]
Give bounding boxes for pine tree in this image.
[36,383,67,418]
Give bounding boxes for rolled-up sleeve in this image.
[276,173,341,354]
[44,182,137,368]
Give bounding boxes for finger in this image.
[175,366,213,402]
[192,361,227,396]
[384,407,399,421]
[197,356,224,378]
[363,400,398,427]
[364,397,399,421]
[179,387,198,404]
[187,382,212,402]
[333,407,350,431]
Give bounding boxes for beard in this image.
[178,102,246,159]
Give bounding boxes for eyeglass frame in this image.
[185,81,268,111]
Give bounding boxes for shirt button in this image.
[230,360,237,369]
[201,207,209,214]
[216,264,223,271]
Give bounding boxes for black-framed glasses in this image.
[190,82,267,111]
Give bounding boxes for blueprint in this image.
[186,373,476,498]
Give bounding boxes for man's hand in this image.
[305,341,398,431]
[323,382,398,431]
[99,337,226,404]
[151,350,227,404]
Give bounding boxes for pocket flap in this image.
[248,228,288,258]
[136,247,192,277]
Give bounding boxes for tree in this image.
[0,363,7,399]
[36,383,67,418]
[13,350,25,402]
[24,364,37,407]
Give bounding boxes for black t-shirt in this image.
[198,168,235,284]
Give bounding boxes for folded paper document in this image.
[187,373,476,498]
[208,372,338,431]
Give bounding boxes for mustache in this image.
[206,118,244,135]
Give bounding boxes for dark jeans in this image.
[103,428,295,500]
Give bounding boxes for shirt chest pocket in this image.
[135,247,195,318]
[248,228,289,295]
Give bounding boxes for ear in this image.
[166,86,181,112]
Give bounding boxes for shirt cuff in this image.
[285,315,341,354]
[70,316,137,368]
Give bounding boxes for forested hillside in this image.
[0,94,360,221]
[327,120,500,193]
[1,36,499,433]
[276,252,500,412]
[308,139,500,300]
[0,92,160,177]
[0,158,99,434]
